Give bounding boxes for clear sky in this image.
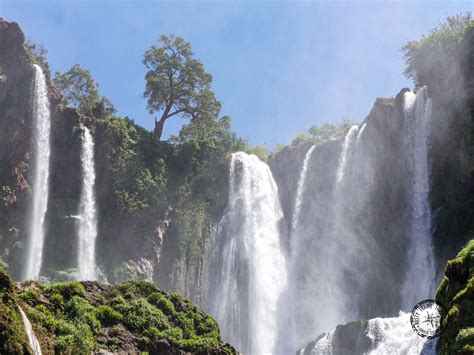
[1,1,472,148]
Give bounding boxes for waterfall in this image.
[19,306,42,355]
[335,125,359,184]
[77,127,98,281]
[357,122,367,141]
[304,312,435,355]
[401,88,436,309]
[24,64,51,281]
[209,152,287,354]
[291,145,316,238]
[367,313,436,355]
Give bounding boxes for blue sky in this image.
[1,1,472,148]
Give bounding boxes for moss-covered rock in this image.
[436,239,474,354]
[0,269,31,354]
[0,269,235,354]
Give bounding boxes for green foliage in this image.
[143,35,221,139]
[245,145,270,162]
[147,292,175,316]
[455,327,474,352]
[0,270,31,354]
[50,292,64,309]
[53,64,115,118]
[66,296,101,334]
[18,288,39,305]
[403,13,472,90]
[436,239,474,354]
[121,298,168,333]
[24,40,51,79]
[95,305,123,326]
[14,274,233,354]
[43,281,85,299]
[0,185,14,207]
[288,119,357,147]
[97,115,168,217]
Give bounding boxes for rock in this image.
[113,258,154,283]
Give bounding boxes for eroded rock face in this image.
[269,90,411,333]
[0,19,36,278]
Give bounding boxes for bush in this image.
[147,292,175,316]
[44,281,85,299]
[122,298,168,333]
[403,13,473,92]
[95,305,123,326]
[18,289,39,305]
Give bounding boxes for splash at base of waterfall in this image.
[19,306,42,355]
[300,312,436,355]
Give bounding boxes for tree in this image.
[53,64,114,118]
[403,13,472,91]
[143,35,221,139]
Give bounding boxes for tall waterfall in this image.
[401,87,436,309]
[24,64,51,281]
[19,306,42,355]
[77,127,98,281]
[209,152,287,354]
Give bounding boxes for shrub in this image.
[122,298,168,333]
[18,289,39,305]
[147,292,175,316]
[95,305,123,326]
[44,281,85,299]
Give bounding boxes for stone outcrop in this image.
[0,269,236,354]
[436,239,474,354]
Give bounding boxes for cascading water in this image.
[291,144,316,237]
[401,87,436,309]
[209,152,287,354]
[77,127,98,281]
[335,125,359,185]
[19,306,42,355]
[303,312,435,355]
[24,64,51,281]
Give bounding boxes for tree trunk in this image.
[154,116,166,139]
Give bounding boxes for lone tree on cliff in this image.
[143,35,221,139]
[54,64,114,119]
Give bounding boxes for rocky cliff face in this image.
[0,18,229,300]
[280,24,474,354]
[269,90,412,327]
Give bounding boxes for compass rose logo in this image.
[410,299,446,338]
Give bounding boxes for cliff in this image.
[0,18,230,304]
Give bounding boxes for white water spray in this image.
[19,306,42,355]
[24,64,51,281]
[402,88,436,308]
[305,312,435,354]
[367,313,436,355]
[211,152,287,354]
[77,127,98,281]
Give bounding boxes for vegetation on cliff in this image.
[436,239,474,354]
[0,269,234,354]
[0,270,30,354]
